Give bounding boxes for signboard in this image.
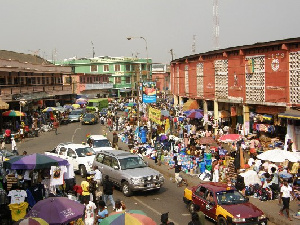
[149,107,162,125]
[142,82,157,103]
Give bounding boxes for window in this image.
[125,76,131,84]
[103,64,109,72]
[115,64,121,72]
[91,65,98,72]
[126,64,131,71]
[115,77,121,83]
[195,186,206,198]
[141,64,146,70]
[37,77,40,84]
[103,156,112,167]
[111,157,119,168]
[80,77,83,83]
[96,154,104,163]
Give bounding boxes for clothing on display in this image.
[8,189,27,204]
[50,166,67,186]
[9,202,28,222]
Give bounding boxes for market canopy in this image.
[2,110,26,117]
[278,109,300,120]
[3,153,69,170]
[182,100,199,111]
[257,149,300,162]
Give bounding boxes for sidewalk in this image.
[106,131,298,225]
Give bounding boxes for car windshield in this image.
[119,157,147,170]
[75,147,95,157]
[70,111,81,115]
[216,190,247,205]
[84,114,94,118]
[93,139,111,148]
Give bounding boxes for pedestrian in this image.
[112,132,118,149]
[173,156,188,187]
[160,212,174,225]
[11,138,17,153]
[102,175,115,210]
[93,166,102,201]
[53,117,59,135]
[279,180,294,221]
[83,197,97,225]
[188,213,202,225]
[193,204,206,225]
[114,199,126,212]
[96,200,108,224]
[1,139,5,150]
[88,176,97,203]
[80,177,90,204]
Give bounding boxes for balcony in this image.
[83,83,113,90]
[0,85,72,102]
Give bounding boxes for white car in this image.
[88,135,114,152]
[46,143,96,177]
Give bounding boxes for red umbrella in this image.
[219,134,242,142]
[187,111,203,119]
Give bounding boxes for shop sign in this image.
[142,82,157,103]
[149,107,162,125]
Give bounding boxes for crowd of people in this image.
[0,96,300,224]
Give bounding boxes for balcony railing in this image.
[0,85,72,102]
[84,83,113,90]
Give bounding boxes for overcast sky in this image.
[1,0,300,64]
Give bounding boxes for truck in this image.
[183,182,267,225]
[86,98,108,113]
[45,143,96,177]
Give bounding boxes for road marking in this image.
[133,196,179,225]
[72,127,81,142]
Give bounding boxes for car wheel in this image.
[188,202,195,214]
[217,217,228,225]
[122,181,133,197]
[80,165,87,178]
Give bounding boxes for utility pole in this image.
[192,35,196,53]
[213,0,220,50]
[91,41,95,58]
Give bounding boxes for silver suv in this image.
[93,150,164,196]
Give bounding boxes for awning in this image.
[182,100,199,111]
[278,110,300,120]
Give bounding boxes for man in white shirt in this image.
[84,198,97,225]
[279,180,294,221]
[93,166,102,201]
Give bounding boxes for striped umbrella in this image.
[2,110,26,117]
[16,217,49,225]
[100,210,156,225]
[42,107,57,112]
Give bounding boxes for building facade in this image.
[57,56,152,98]
[170,37,300,150]
[152,64,170,94]
[0,50,72,109]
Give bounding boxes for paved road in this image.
[13,122,215,225]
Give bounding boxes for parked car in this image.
[68,109,84,122]
[45,143,95,177]
[183,182,268,225]
[81,113,99,125]
[93,150,164,196]
[88,135,114,152]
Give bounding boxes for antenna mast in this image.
[91,41,95,58]
[213,0,220,50]
[192,35,196,53]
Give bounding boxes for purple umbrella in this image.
[3,153,69,170]
[26,197,85,225]
[187,111,203,119]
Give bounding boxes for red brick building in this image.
[170,37,300,149]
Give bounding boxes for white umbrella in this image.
[240,170,261,186]
[257,149,300,162]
